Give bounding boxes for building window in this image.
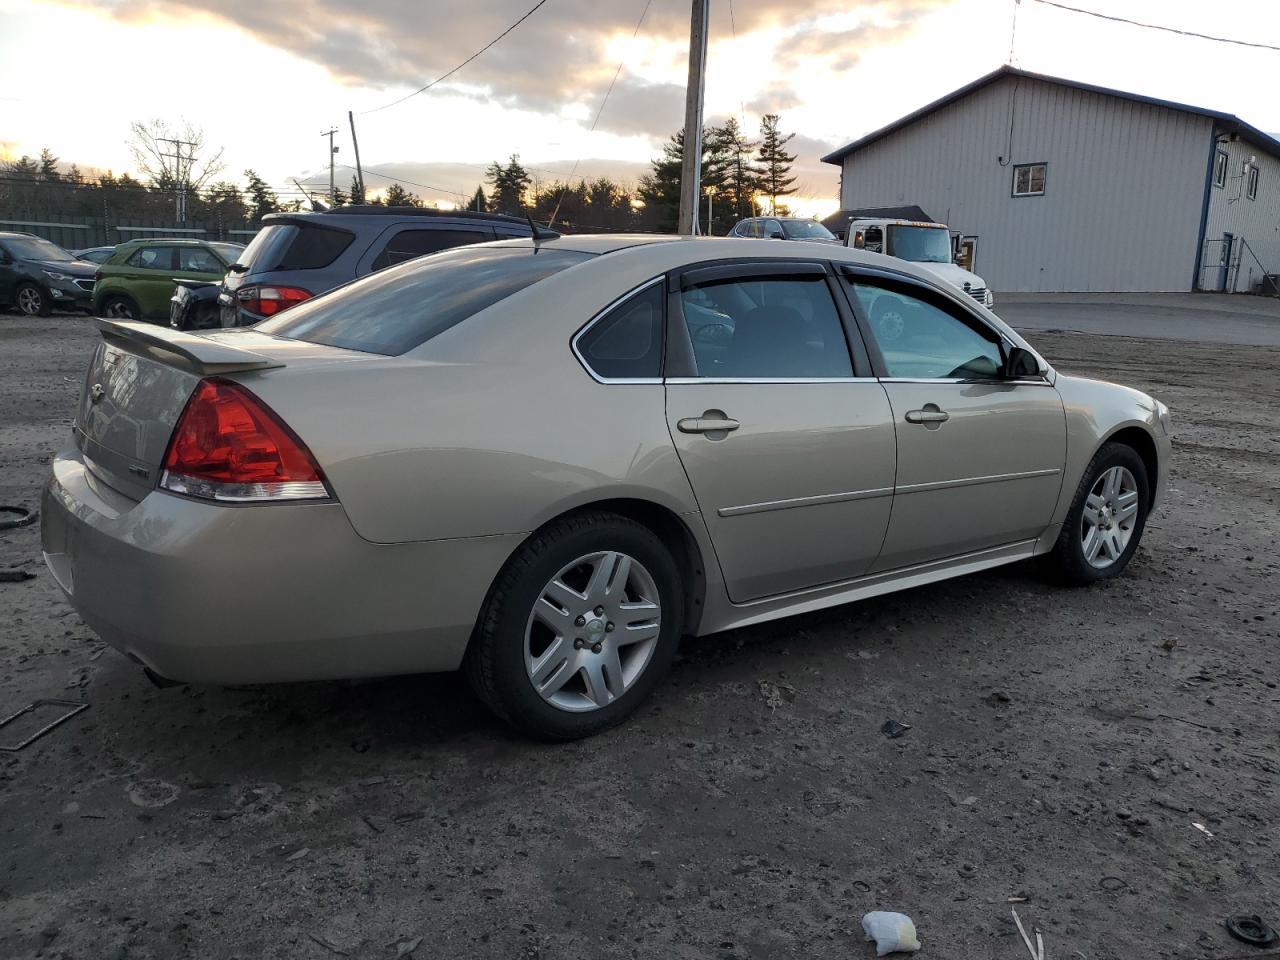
[1213,150,1228,189]
[1245,163,1259,201]
[1012,162,1047,197]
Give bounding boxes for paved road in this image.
[998,292,1280,346]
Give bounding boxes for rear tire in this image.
[1046,442,1149,585]
[15,283,50,317]
[465,511,684,740]
[100,295,140,321]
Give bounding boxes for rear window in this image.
[236,222,353,272]
[257,245,593,356]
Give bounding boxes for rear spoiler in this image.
[95,319,284,375]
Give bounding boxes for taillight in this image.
[94,269,102,282]
[160,378,330,503]
[236,284,311,317]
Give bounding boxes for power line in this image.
[359,0,552,114]
[337,164,469,199]
[550,0,653,227]
[1030,0,1280,52]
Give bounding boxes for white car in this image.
[847,218,993,308]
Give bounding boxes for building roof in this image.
[821,65,1280,165]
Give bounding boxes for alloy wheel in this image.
[17,286,43,315]
[105,300,136,319]
[1080,465,1139,569]
[524,550,662,712]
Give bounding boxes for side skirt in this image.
[695,539,1039,635]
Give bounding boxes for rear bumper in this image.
[41,448,523,684]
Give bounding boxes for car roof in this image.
[0,231,41,240]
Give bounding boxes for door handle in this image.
[677,414,740,434]
[904,406,950,425]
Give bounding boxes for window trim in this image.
[1245,162,1259,201]
[571,276,666,384]
[1214,150,1229,189]
[1011,161,1048,198]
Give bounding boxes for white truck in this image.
[846,218,994,309]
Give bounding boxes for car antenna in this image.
[526,215,559,249]
[293,178,329,212]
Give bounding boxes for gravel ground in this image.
[2,310,1278,960]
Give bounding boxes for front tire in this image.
[465,512,684,740]
[1047,442,1149,585]
[15,283,50,317]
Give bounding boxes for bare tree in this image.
[127,119,225,191]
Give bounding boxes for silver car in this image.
[42,236,1171,739]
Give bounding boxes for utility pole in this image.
[321,127,339,201]
[157,137,196,223]
[705,185,714,236]
[677,0,710,235]
[347,111,365,202]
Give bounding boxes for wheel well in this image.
[1106,426,1158,496]
[555,498,708,633]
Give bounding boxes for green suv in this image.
[93,239,243,322]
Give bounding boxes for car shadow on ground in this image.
[72,556,1062,784]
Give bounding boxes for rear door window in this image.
[258,246,593,356]
[370,228,492,270]
[126,246,176,270]
[679,273,853,378]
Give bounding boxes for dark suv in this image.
[0,232,98,316]
[215,206,550,327]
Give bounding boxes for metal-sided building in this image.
[821,66,1280,294]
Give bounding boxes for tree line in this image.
[470,113,799,233]
[0,113,802,236]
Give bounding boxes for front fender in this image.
[1050,375,1169,526]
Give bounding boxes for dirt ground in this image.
[2,309,1278,960]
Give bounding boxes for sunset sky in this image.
[3,0,1280,217]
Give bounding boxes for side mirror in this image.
[1005,346,1042,379]
[768,231,784,240]
[852,231,865,249]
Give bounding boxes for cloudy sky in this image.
[3,0,1280,216]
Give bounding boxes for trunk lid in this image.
[75,320,364,501]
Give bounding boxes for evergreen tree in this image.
[7,156,39,180]
[707,118,761,229]
[756,114,797,214]
[637,127,728,233]
[331,185,349,206]
[469,185,488,213]
[486,155,532,215]
[39,148,61,182]
[383,182,422,207]
[349,175,366,204]
[243,169,279,220]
